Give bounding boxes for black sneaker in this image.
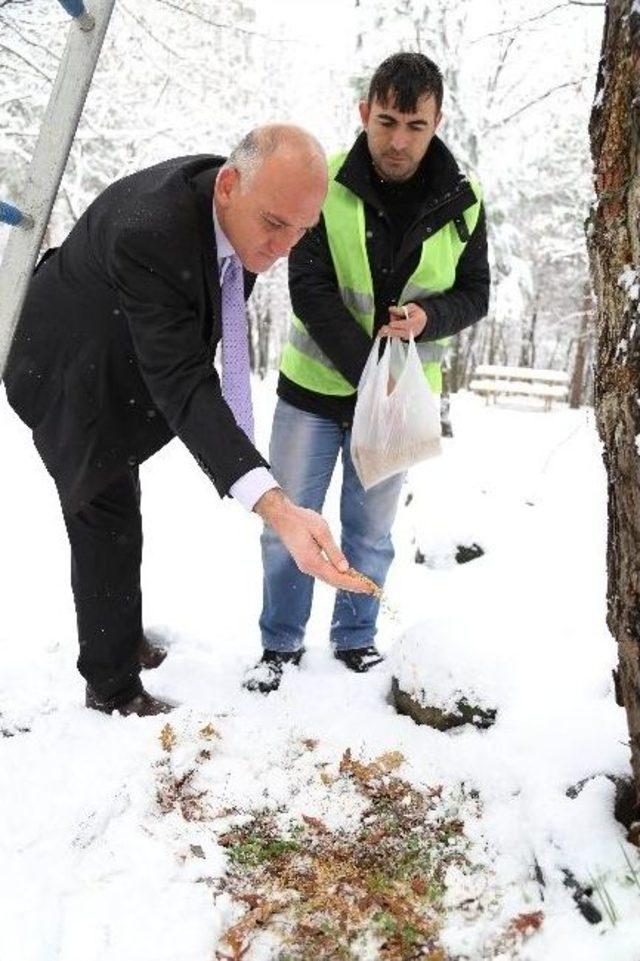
[86,685,174,716]
[243,649,304,694]
[334,646,384,673]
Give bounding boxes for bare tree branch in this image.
[472,1,602,44]
[150,0,304,46]
[119,3,188,60]
[487,77,588,129]
[0,41,53,83]
[61,186,80,225]
[0,13,60,63]
[486,35,515,113]
[0,92,30,109]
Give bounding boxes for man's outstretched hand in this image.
[254,488,369,593]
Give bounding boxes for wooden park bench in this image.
[469,364,570,411]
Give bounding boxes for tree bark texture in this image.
[588,0,640,809]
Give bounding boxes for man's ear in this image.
[434,111,443,132]
[215,166,238,208]
[358,100,371,128]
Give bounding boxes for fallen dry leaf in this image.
[200,723,220,741]
[159,723,176,753]
[511,910,544,935]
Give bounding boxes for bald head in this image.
[215,124,328,274]
[224,124,327,191]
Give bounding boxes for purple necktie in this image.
[221,254,254,442]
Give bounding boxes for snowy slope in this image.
[0,382,638,961]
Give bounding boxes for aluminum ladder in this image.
[0,0,116,380]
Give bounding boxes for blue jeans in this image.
[260,399,405,653]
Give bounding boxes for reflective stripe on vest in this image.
[280,152,483,396]
[289,322,447,366]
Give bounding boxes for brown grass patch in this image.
[214,748,471,960]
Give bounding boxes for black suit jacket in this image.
[4,155,268,512]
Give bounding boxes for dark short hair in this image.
[367,52,443,114]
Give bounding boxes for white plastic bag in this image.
[350,334,441,490]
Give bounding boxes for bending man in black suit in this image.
[4,125,365,716]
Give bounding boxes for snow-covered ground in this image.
[1,380,638,960]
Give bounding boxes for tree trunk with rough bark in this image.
[587,0,640,812]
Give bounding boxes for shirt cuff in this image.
[229,467,280,511]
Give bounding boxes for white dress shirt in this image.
[213,203,279,511]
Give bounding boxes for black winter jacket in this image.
[279,132,490,425]
[4,156,268,511]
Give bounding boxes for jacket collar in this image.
[190,160,255,299]
[335,131,470,213]
[189,156,225,277]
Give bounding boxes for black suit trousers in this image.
[61,469,144,704]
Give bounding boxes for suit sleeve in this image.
[111,229,268,497]
[289,215,372,388]
[415,203,490,342]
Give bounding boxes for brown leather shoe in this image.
[85,685,174,716]
[137,635,168,670]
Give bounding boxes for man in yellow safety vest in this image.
[245,52,490,693]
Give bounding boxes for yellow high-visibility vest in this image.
[281,151,483,395]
